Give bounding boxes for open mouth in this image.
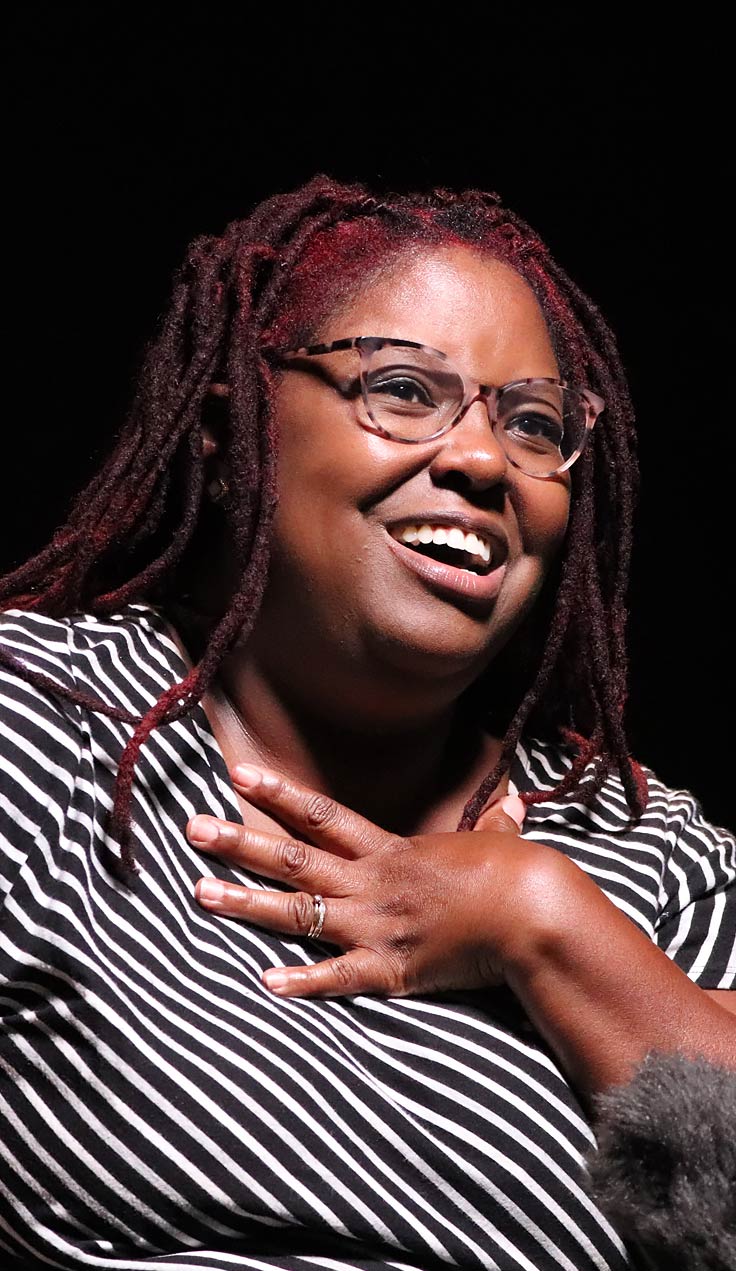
[389,524,494,576]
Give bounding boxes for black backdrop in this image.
[6,9,733,827]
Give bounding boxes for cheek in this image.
[513,476,571,562]
[268,398,385,577]
[270,397,346,547]
[272,380,419,536]
[490,482,570,648]
[273,380,374,495]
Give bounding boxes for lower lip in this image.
[385,532,507,607]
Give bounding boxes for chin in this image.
[374,564,544,674]
[366,615,508,689]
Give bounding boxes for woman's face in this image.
[249,246,571,714]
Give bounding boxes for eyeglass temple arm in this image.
[207,341,358,398]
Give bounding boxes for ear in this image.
[201,428,218,460]
[202,384,230,459]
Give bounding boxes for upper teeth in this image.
[395,524,491,564]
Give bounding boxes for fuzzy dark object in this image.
[586,1051,736,1270]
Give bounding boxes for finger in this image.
[195,878,350,943]
[474,793,527,834]
[262,949,391,999]
[187,816,349,894]
[229,765,393,858]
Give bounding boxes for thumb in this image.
[475,793,527,834]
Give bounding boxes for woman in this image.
[0,176,733,1271]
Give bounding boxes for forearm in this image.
[503,854,736,1099]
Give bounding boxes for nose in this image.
[428,396,508,492]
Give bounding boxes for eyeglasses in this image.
[271,336,604,479]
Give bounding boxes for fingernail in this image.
[188,816,219,844]
[500,794,527,827]
[196,878,225,903]
[233,764,263,789]
[263,969,290,993]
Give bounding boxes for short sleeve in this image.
[653,784,736,989]
[0,611,84,902]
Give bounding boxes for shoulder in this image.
[517,733,733,849]
[0,610,85,900]
[517,735,735,986]
[0,603,191,899]
[0,608,85,765]
[0,603,187,716]
[0,606,79,705]
[514,736,677,901]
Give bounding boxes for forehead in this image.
[316,245,559,381]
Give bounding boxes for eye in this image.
[504,411,564,449]
[367,374,438,409]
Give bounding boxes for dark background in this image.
[6,9,733,826]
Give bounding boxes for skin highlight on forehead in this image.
[314,246,561,386]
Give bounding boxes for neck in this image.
[210,651,504,836]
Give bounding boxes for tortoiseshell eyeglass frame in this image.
[261,336,605,479]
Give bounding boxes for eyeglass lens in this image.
[361,346,588,476]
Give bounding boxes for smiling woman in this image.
[244,249,573,722]
[0,175,734,1271]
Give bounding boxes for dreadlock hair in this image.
[0,174,647,880]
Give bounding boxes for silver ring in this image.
[307,894,326,940]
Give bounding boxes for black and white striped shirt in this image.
[1,605,734,1271]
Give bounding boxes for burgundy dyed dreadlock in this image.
[0,175,647,879]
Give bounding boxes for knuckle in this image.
[331,957,357,990]
[374,892,412,919]
[304,792,340,832]
[369,853,418,918]
[485,813,515,834]
[379,949,410,996]
[389,931,420,961]
[278,838,308,877]
[290,892,314,931]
